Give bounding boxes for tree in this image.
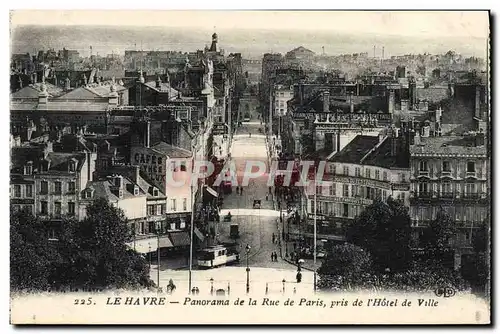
[10,199,154,292]
[318,243,372,278]
[421,209,457,266]
[69,198,153,289]
[10,209,53,291]
[346,198,412,273]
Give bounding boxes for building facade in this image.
[409,130,489,267]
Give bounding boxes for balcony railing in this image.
[466,171,476,177]
[418,170,429,176]
[411,191,488,200]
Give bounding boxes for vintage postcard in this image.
[9,10,491,325]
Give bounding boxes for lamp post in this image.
[156,222,161,290]
[245,244,251,294]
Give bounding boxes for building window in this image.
[418,182,429,194]
[366,169,371,179]
[134,187,139,196]
[343,204,349,217]
[419,160,428,172]
[183,198,187,211]
[329,183,336,196]
[351,185,358,197]
[153,188,159,197]
[148,205,155,216]
[316,185,322,195]
[343,166,349,175]
[383,171,388,181]
[401,173,407,182]
[180,162,187,172]
[69,160,76,172]
[465,183,476,195]
[442,161,451,172]
[40,201,48,214]
[375,170,380,180]
[467,161,476,173]
[54,181,62,195]
[68,202,75,216]
[157,205,163,215]
[343,184,349,197]
[68,181,76,194]
[355,167,361,177]
[329,164,336,174]
[26,184,33,198]
[13,185,21,198]
[54,202,61,216]
[40,181,48,195]
[441,181,452,196]
[171,199,177,211]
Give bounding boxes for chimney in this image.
[323,90,330,112]
[413,132,421,145]
[422,125,430,138]
[108,84,119,106]
[448,82,455,98]
[349,92,354,113]
[378,133,385,143]
[144,121,151,148]
[388,90,395,114]
[390,128,399,156]
[134,165,140,183]
[474,85,481,119]
[435,107,443,125]
[401,99,409,111]
[475,131,485,147]
[156,76,162,89]
[38,82,49,105]
[65,77,71,91]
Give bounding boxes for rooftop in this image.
[151,141,192,159]
[410,135,487,156]
[11,100,111,112]
[143,81,180,98]
[88,176,146,202]
[11,82,66,99]
[330,135,380,164]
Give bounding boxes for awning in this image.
[205,186,218,198]
[159,236,174,248]
[127,237,158,254]
[169,231,191,247]
[194,227,205,242]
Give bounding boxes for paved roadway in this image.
[150,109,314,293]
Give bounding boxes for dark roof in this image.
[331,135,380,164]
[151,142,192,158]
[363,137,410,169]
[89,176,146,201]
[11,83,65,99]
[45,152,86,172]
[410,135,487,156]
[143,81,179,97]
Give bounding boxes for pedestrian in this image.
[266,194,269,201]
[272,233,275,243]
[270,252,274,262]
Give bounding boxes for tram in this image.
[197,244,240,269]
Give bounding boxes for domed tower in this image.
[209,32,218,52]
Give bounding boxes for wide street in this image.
[150,106,313,294]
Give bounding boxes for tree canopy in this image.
[345,198,412,273]
[10,198,154,292]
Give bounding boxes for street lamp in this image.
[245,244,251,294]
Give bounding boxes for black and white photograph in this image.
[8,9,491,325]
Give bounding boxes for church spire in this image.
[209,29,218,52]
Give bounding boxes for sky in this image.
[10,10,490,39]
